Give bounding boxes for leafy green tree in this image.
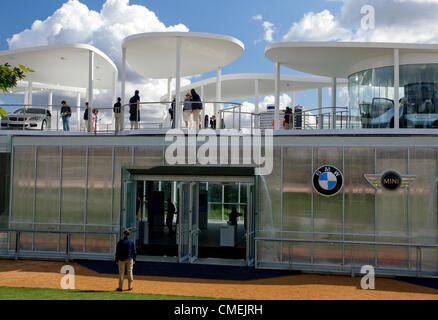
[0,63,34,93]
[0,107,6,119]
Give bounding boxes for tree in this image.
[0,107,6,119]
[0,63,34,93]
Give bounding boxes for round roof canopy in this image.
[0,43,117,89]
[163,73,347,101]
[265,42,438,78]
[123,32,245,79]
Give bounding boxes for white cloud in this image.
[262,21,275,42]
[283,0,438,44]
[7,0,190,120]
[283,10,352,41]
[252,14,275,43]
[261,94,291,110]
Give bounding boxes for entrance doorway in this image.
[121,167,256,266]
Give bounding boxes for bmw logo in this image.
[313,165,344,197]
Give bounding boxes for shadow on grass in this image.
[0,286,228,300]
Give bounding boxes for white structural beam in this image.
[254,79,259,129]
[200,85,205,128]
[291,91,295,129]
[112,70,117,129]
[76,92,81,131]
[88,50,95,133]
[27,80,33,107]
[48,90,53,128]
[274,63,281,130]
[167,77,172,101]
[48,90,53,112]
[331,77,337,129]
[394,49,400,129]
[318,87,323,130]
[175,37,182,129]
[215,66,222,125]
[121,47,127,131]
[167,77,172,128]
[24,86,29,106]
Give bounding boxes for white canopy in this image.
[166,73,347,101]
[0,43,118,89]
[265,41,438,78]
[122,32,244,79]
[121,32,245,129]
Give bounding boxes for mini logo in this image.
[364,170,416,191]
[313,165,343,197]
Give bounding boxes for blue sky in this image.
[1,0,435,113]
[0,0,340,74]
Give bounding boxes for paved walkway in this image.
[0,260,437,300]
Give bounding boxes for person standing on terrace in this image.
[60,101,72,132]
[113,97,122,133]
[83,102,89,132]
[191,89,203,130]
[183,92,192,128]
[129,90,140,130]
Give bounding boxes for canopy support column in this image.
[167,77,172,128]
[331,77,337,130]
[24,87,28,106]
[175,37,182,129]
[318,87,323,130]
[254,79,259,129]
[48,90,53,129]
[215,66,222,127]
[121,47,127,131]
[48,90,53,113]
[394,49,400,129]
[200,85,205,128]
[112,71,117,130]
[274,62,280,130]
[28,80,33,107]
[88,50,95,134]
[291,91,295,129]
[76,92,81,131]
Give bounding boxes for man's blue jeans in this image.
[62,117,70,132]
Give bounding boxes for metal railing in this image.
[0,228,119,261]
[121,101,244,130]
[1,102,352,133]
[255,237,438,278]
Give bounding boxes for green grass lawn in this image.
[0,286,225,300]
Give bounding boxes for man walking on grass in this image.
[115,229,136,291]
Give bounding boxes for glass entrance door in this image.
[178,182,190,263]
[247,183,255,266]
[178,182,200,263]
[190,182,200,263]
[122,181,137,239]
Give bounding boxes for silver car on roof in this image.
[1,108,52,130]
